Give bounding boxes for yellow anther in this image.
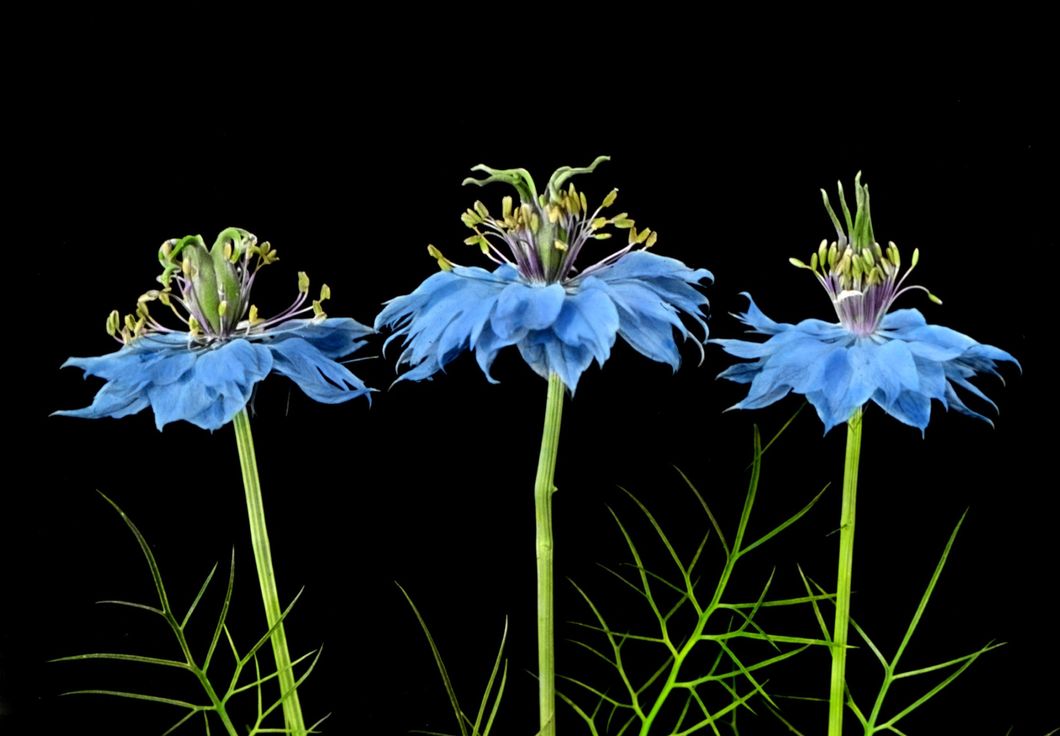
[106,310,120,337]
[427,244,454,271]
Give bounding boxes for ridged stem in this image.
[828,407,864,736]
[233,408,306,736]
[534,373,565,736]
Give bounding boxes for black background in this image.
[5,36,1056,736]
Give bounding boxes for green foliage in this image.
[397,584,508,736]
[52,494,325,735]
[799,512,1004,736]
[561,424,830,735]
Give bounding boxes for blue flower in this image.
[57,228,373,431]
[714,175,1017,434]
[375,158,713,390]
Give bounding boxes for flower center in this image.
[106,228,331,345]
[790,173,941,336]
[427,157,659,284]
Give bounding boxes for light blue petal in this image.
[264,318,374,358]
[517,331,596,391]
[491,282,566,339]
[605,281,689,367]
[53,381,150,421]
[595,252,712,338]
[731,376,792,410]
[897,324,979,361]
[830,343,878,423]
[873,388,931,431]
[147,375,216,431]
[862,338,920,404]
[942,383,995,426]
[148,340,273,430]
[62,341,162,384]
[594,250,713,285]
[716,361,761,384]
[552,281,619,365]
[472,323,507,384]
[711,337,779,360]
[616,312,682,369]
[717,291,1017,434]
[516,337,549,380]
[733,294,785,335]
[879,308,928,331]
[377,268,510,381]
[267,337,372,404]
[760,336,847,396]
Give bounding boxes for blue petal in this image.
[53,380,150,421]
[754,335,847,396]
[833,343,891,426]
[601,280,689,369]
[596,251,712,320]
[716,293,1017,433]
[472,322,507,384]
[862,338,920,405]
[874,389,932,431]
[267,337,372,404]
[62,335,183,384]
[594,250,713,287]
[58,318,373,431]
[895,324,978,361]
[733,294,786,336]
[731,376,793,411]
[879,308,928,331]
[147,340,273,430]
[596,252,712,363]
[517,331,595,391]
[716,361,761,384]
[551,279,619,365]
[491,282,566,339]
[264,318,374,358]
[376,267,512,382]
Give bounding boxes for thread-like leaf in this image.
[204,548,236,671]
[398,583,468,736]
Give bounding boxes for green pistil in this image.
[448,158,653,283]
[790,173,943,327]
[106,229,312,344]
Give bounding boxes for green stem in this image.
[828,407,864,736]
[534,373,565,736]
[233,409,307,736]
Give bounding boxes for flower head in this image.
[714,174,1017,433]
[375,157,713,390]
[57,228,373,430]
